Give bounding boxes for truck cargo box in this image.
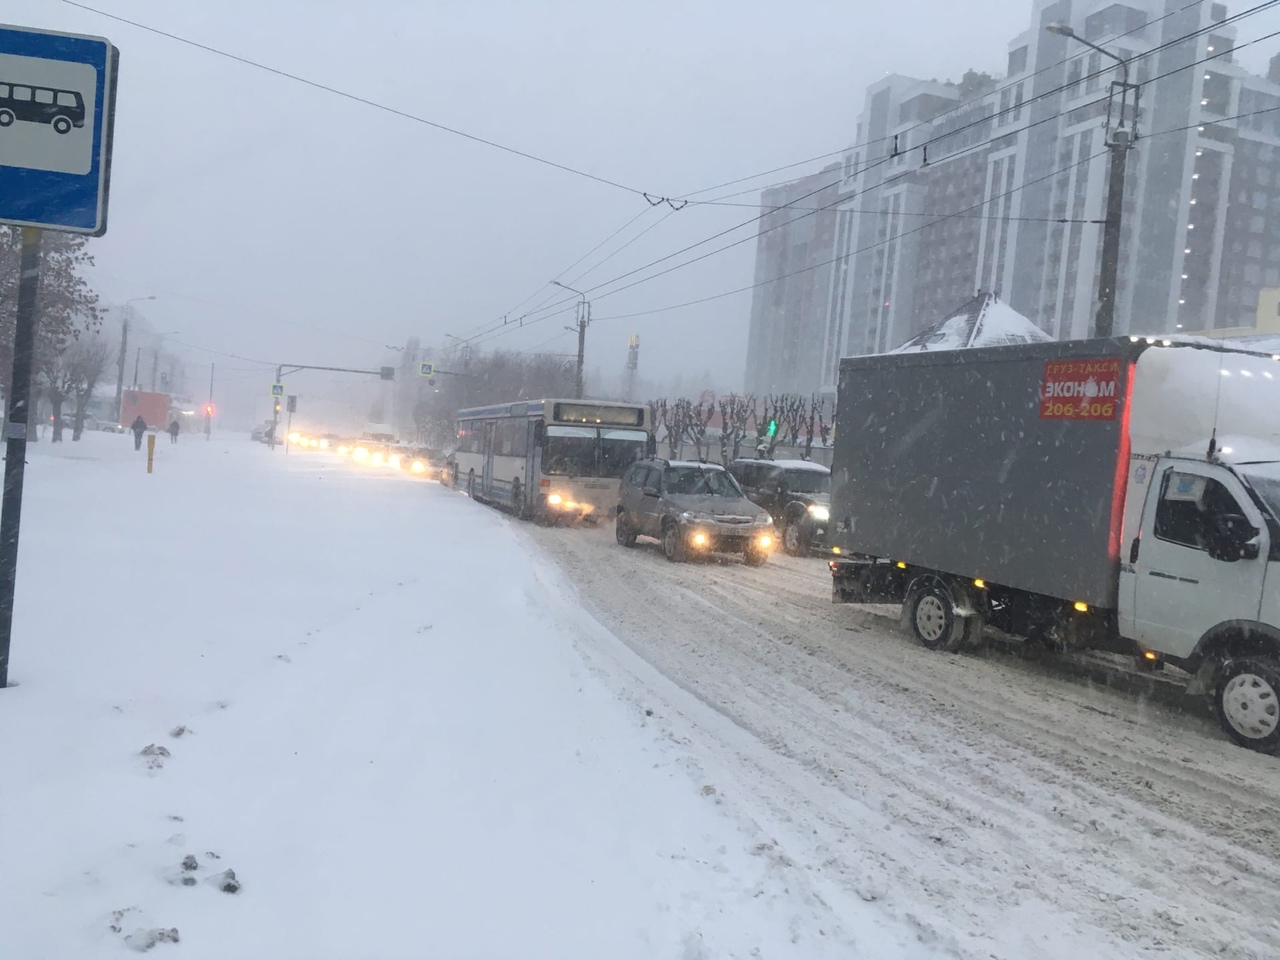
[832,337,1280,609]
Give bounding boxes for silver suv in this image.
[615,458,775,564]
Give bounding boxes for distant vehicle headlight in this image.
[288,432,301,444]
[389,454,401,469]
[354,447,369,461]
[410,460,426,474]
[337,445,349,455]
[371,452,385,466]
[807,504,830,522]
[319,438,330,449]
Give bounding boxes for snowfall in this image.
[2,431,1279,960]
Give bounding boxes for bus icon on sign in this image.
[0,81,86,134]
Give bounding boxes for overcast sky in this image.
[10,0,1280,416]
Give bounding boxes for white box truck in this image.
[828,337,1280,751]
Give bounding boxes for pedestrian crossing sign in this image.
[270,383,285,397]
[419,362,434,377]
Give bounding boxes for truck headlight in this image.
[807,505,830,522]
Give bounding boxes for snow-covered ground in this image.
[1,433,942,959]
[527,522,1280,960]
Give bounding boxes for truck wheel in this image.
[662,523,685,563]
[616,512,637,547]
[906,580,964,652]
[1214,657,1280,752]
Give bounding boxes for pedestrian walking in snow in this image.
[168,420,180,444]
[131,416,147,451]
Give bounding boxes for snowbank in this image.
[0,434,933,959]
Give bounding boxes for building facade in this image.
[742,164,842,395]
[747,0,1280,393]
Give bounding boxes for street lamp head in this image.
[1046,23,1075,38]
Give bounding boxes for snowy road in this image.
[525,520,1280,960]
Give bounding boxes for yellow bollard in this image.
[146,433,156,474]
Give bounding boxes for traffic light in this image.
[274,400,281,415]
[204,403,215,417]
[767,418,777,437]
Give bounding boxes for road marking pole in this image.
[147,434,156,474]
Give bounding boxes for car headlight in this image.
[807,505,830,522]
[680,511,711,523]
[756,514,773,525]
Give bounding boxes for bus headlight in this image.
[807,504,830,521]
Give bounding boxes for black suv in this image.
[728,459,831,556]
[616,458,775,564]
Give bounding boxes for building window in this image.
[1008,45,1028,75]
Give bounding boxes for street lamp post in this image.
[551,280,590,399]
[1046,24,1138,339]
[113,296,154,423]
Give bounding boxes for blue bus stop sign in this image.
[0,23,118,235]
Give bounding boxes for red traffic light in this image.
[204,403,215,416]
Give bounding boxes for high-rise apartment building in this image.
[746,0,1280,393]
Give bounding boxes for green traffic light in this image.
[767,419,777,437]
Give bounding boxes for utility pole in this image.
[115,296,155,423]
[270,363,282,450]
[552,280,590,399]
[1047,24,1139,339]
[114,312,128,423]
[133,347,141,388]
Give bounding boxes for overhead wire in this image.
[588,101,1280,325]
[58,0,658,198]
[478,21,1280,340]
[670,0,1276,204]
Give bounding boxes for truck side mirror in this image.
[1207,514,1260,562]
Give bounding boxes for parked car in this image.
[615,458,775,565]
[729,458,831,556]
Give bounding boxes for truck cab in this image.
[1119,442,1280,749]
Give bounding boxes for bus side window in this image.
[512,422,528,458]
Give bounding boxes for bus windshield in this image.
[543,426,647,478]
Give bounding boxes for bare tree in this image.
[717,394,755,464]
[685,399,715,460]
[68,336,111,440]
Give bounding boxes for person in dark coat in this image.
[168,419,180,444]
[131,416,147,451]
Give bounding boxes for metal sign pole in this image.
[0,228,43,687]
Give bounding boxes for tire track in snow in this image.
[525,522,1280,960]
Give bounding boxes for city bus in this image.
[449,399,653,522]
